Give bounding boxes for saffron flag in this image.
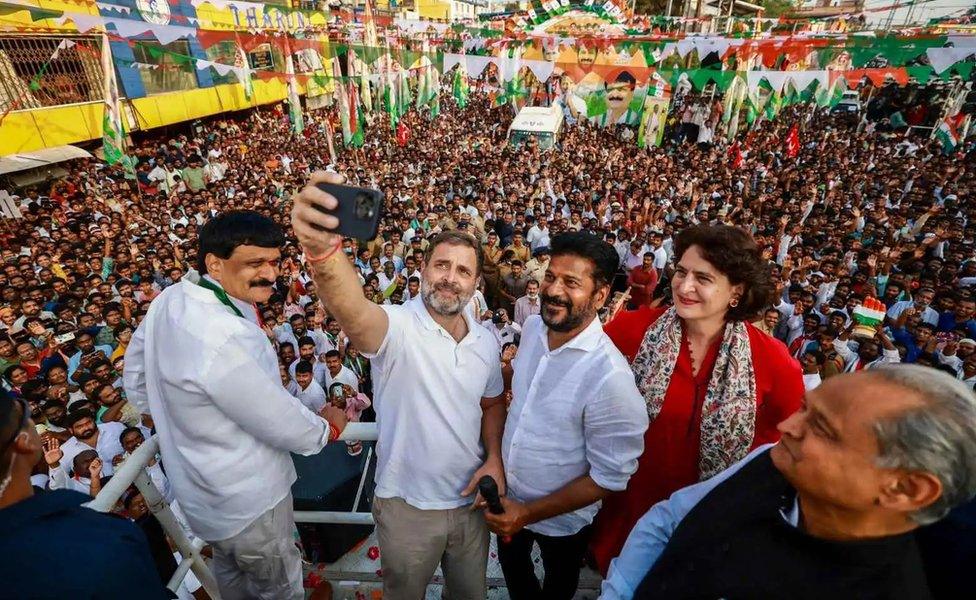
[396,119,409,147]
[729,140,743,168]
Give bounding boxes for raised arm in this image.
[291,171,388,355]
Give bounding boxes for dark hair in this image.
[297,336,315,348]
[93,383,115,399]
[673,224,774,322]
[0,388,23,474]
[549,231,619,288]
[119,426,143,446]
[804,349,825,364]
[608,69,637,89]
[21,380,46,399]
[66,409,95,427]
[90,358,111,371]
[295,360,313,375]
[197,210,285,274]
[102,302,122,316]
[324,350,341,360]
[3,364,25,383]
[424,231,484,277]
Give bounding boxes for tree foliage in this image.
[761,0,796,18]
[634,0,670,16]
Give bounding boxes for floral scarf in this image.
[631,307,757,479]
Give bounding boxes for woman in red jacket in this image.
[590,224,805,574]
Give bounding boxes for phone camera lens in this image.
[355,193,375,220]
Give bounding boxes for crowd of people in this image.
[1,86,976,600]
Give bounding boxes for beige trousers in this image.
[373,495,489,600]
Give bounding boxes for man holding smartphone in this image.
[292,172,506,600]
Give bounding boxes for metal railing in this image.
[87,422,380,600]
[0,35,103,110]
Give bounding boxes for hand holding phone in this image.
[292,172,384,256]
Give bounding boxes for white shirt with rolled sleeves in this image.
[503,315,648,536]
[123,277,331,542]
[363,295,504,510]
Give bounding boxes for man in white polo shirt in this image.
[293,173,506,600]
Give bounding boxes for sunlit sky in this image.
[847,1,968,27]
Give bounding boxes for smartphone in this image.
[312,183,384,240]
[55,332,76,345]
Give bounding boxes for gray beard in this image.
[421,280,474,317]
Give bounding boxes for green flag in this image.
[100,33,133,176]
[429,66,441,118]
[453,67,469,108]
[398,70,412,117]
[764,90,782,120]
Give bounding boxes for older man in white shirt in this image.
[484,232,648,599]
[125,211,347,600]
[293,176,506,600]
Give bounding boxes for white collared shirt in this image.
[59,421,126,477]
[481,319,522,349]
[288,358,329,390]
[124,278,331,541]
[364,295,504,510]
[503,316,648,536]
[325,365,359,392]
[886,300,939,326]
[287,379,328,413]
[803,372,822,391]
[276,325,333,357]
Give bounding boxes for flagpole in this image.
[100,32,131,174]
[931,80,962,141]
[857,85,874,134]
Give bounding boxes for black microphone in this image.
[478,475,505,515]
[478,475,511,543]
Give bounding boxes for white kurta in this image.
[124,278,331,542]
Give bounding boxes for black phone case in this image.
[312,183,385,240]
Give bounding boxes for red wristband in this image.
[303,240,343,265]
[328,421,342,442]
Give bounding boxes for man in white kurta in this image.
[125,211,346,600]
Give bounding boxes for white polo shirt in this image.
[365,295,504,509]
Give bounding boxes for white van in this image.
[507,105,564,149]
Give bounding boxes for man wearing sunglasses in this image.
[0,390,168,597]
